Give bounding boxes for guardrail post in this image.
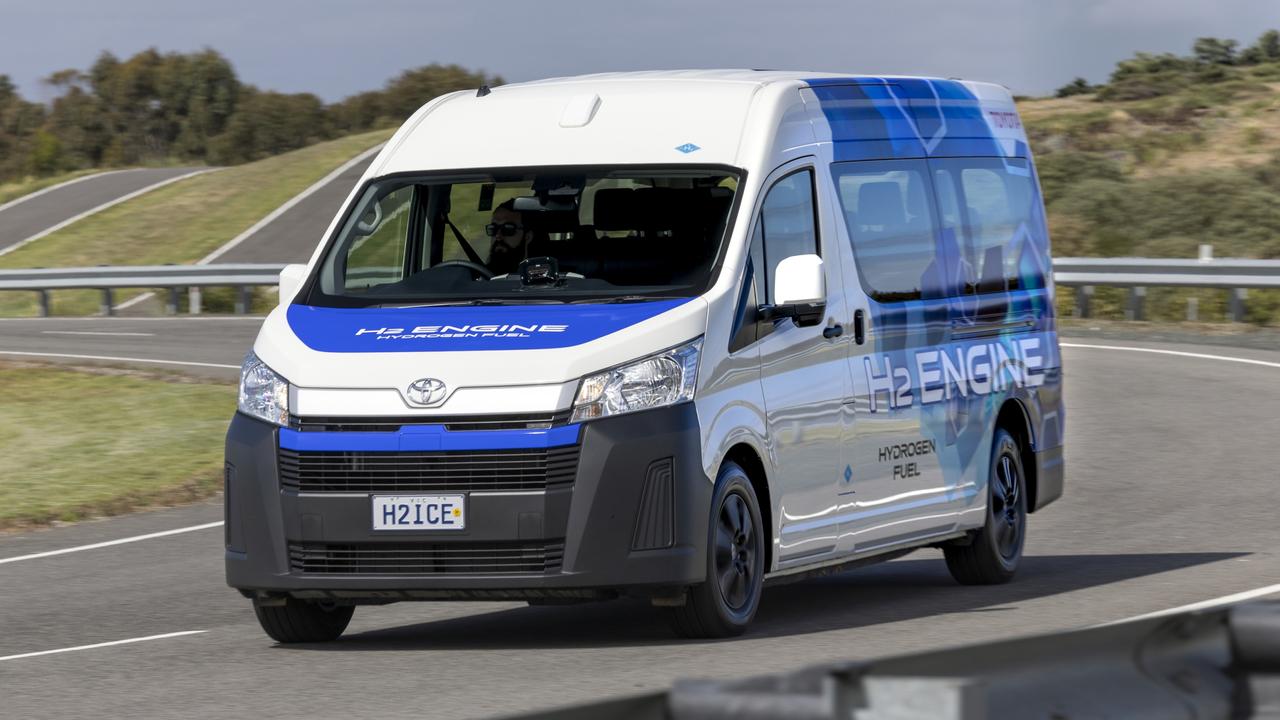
[188,287,202,316]
[1126,287,1146,321]
[1186,296,1199,322]
[1230,288,1248,323]
[166,288,180,315]
[1074,286,1093,319]
[235,285,251,315]
[100,289,114,317]
[37,290,50,317]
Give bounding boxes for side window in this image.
[760,170,818,304]
[933,158,1047,294]
[339,185,414,292]
[832,160,944,302]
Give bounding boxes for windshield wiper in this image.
[570,295,669,304]
[377,298,569,308]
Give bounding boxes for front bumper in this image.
[224,404,710,600]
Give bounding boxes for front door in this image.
[751,164,853,567]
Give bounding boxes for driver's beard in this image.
[489,242,525,276]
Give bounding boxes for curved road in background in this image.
[0,329,1277,718]
[208,151,378,264]
[0,168,211,255]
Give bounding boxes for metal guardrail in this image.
[507,600,1280,720]
[0,253,1277,318]
[0,264,286,315]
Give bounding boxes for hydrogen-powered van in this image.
[227,70,1064,642]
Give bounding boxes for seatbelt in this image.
[443,215,486,266]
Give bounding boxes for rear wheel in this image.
[253,597,354,643]
[669,462,765,638]
[944,427,1027,585]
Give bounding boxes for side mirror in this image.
[760,254,826,327]
[278,264,308,306]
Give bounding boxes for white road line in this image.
[198,143,384,264]
[0,170,132,214]
[1060,342,1280,369]
[1102,583,1280,626]
[41,330,155,337]
[0,350,237,370]
[0,521,224,565]
[0,168,217,259]
[0,631,207,662]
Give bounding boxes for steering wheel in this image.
[433,260,494,280]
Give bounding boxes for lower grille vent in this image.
[288,540,565,576]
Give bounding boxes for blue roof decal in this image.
[804,77,1009,160]
[286,298,691,353]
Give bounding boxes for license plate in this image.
[372,495,465,531]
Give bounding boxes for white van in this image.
[227,70,1065,642]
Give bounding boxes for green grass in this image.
[0,128,395,316]
[0,169,104,206]
[0,363,235,529]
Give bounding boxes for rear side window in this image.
[832,160,942,302]
[932,157,1048,293]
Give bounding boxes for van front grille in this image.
[288,541,565,576]
[278,446,580,494]
[290,412,572,432]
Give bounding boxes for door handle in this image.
[853,310,866,345]
[823,324,844,339]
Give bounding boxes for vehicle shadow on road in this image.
[284,551,1244,651]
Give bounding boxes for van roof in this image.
[371,70,1020,176]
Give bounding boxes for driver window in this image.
[343,186,413,292]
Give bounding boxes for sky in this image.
[1,0,1277,103]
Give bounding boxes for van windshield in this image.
[303,168,740,307]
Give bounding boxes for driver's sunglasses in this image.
[485,222,523,238]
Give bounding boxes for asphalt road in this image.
[0,168,210,253]
[213,154,376,264]
[0,336,1277,719]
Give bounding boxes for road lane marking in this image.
[1061,342,1280,369]
[0,350,237,370]
[0,170,131,214]
[0,168,217,258]
[41,330,155,337]
[199,143,384,264]
[0,631,207,662]
[0,521,224,565]
[1102,583,1280,625]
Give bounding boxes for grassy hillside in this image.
[1019,53,1280,325]
[0,362,233,529]
[0,128,393,316]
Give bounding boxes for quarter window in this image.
[758,169,819,304]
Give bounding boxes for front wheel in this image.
[944,427,1027,585]
[253,597,354,643]
[669,462,765,638]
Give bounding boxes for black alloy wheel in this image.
[669,462,765,638]
[944,427,1028,585]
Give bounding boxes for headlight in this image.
[571,339,701,422]
[238,351,290,426]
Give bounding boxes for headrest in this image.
[857,182,906,228]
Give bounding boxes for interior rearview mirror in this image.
[278,263,308,306]
[761,254,825,327]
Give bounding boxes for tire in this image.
[669,462,765,638]
[253,597,354,643]
[944,427,1028,585]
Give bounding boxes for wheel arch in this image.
[721,442,773,572]
[995,398,1038,512]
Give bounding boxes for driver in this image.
[485,199,533,276]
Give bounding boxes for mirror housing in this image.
[761,254,826,327]
[278,264,307,306]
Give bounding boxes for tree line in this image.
[0,49,502,183]
[1055,29,1280,100]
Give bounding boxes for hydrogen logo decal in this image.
[674,143,701,154]
[356,323,568,341]
[860,336,1048,413]
[842,465,854,483]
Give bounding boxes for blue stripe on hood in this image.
[286,298,691,353]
